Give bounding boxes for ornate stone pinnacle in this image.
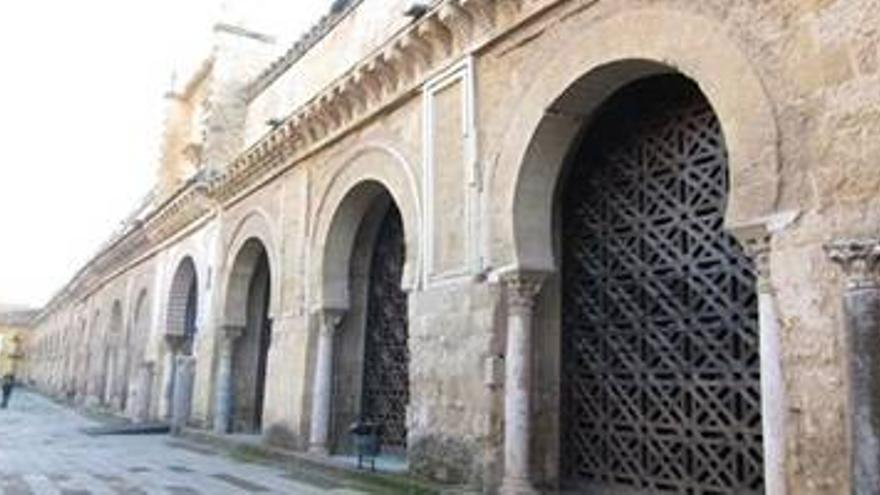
[501,271,546,313]
[825,238,880,290]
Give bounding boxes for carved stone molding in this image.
[207,0,523,205]
[825,238,880,291]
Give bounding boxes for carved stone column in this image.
[739,226,787,495]
[85,346,102,408]
[76,353,88,404]
[162,334,186,419]
[213,325,243,434]
[500,271,545,495]
[826,238,880,494]
[171,355,197,435]
[118,347,131,412]
[309,309,345,455]
[135,361,155,423]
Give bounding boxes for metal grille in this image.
[362,205,409,451]
[560,76,763,493]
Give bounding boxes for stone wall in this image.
[23,1,880,493]
[243,0,414,148]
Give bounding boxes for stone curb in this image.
[176,427,459,494]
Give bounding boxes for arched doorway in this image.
[360,201,409,453]
[104,301,124,408]
[554,75,762,492]
[167,258,199,352]
[313,182,410,457]
[222,238,272,434]
[165,257,199,419]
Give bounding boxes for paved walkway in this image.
[0,390,366,495]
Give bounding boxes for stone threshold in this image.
[176,427,456,494]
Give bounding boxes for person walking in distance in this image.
[1,374,14,409]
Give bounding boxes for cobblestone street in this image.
[0,390,367,494]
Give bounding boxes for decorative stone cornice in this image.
[146,180,215,243]
[208,0,525,204]
[825,238,880,291]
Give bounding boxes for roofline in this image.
[245,0,367,102]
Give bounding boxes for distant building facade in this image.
[0,308,34,378]
[21,0,880,493]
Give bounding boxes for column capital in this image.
[219,324,245,341]
[735,224,772,292]
[730,211,800,293]
[164,333,187,351]
[174,354,197,367]
[825,238,880,290]
[315,308,346,336]
[499,270,547,314]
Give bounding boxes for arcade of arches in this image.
[22,2,880,494]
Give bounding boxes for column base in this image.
[500,476,539,495]
[308,444,329,456]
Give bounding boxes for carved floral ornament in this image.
[500,271,546,313]
[825,238,880,290]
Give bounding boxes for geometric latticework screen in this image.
[561,75,763,493]
[362,205,409,452]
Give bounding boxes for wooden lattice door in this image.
[560,76,763,493]
[362,205,409,452]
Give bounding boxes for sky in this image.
[0,0,329,308]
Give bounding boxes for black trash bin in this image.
[349,420,382,471]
